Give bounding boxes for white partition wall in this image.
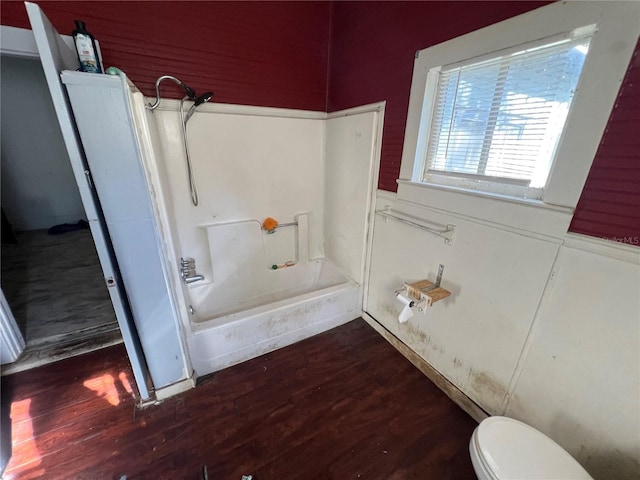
[324,104,384,285]
[505,236,640,479]
[62,72,191,392]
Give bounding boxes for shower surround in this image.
[127,83,382,377]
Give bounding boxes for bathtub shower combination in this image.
[124,74,376,378]
[63,67,378,384]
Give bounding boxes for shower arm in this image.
[146,75,196,111]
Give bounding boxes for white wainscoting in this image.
[365,188,640,479]
[366,191,561,414]
[505,234,639,480]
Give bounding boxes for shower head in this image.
[194,91,214,106]
[147,75,198,110]
[184,91,214,124]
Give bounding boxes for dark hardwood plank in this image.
[2,319,478,479]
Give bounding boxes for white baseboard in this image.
[153,372,197,401]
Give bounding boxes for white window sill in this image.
[395,180,574,240]
[398,180,572,213]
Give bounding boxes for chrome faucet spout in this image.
[184,275,205,284]
[180,257,204,283]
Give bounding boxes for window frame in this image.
[421,31,593,200]
[399,1,640,210]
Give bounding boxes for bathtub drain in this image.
[189,305,195,315]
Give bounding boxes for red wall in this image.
[0,1,330,111]
[328,1,639,243]
[2,1,638,242]
[327,1,551,191]
[569,41,640,243]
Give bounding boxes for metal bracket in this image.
[442,227,455,246]
[417,264,445,295]
[435,264,444,287]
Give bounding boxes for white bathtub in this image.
[186,259,362,376]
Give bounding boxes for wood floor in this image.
[1,229,116,341]
[2,319,478,479]
[1,229,121,374]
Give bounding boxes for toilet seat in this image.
[471,416,593,480]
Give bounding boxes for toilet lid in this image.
[474,416,593,480]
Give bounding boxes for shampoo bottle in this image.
[72,20,102,73]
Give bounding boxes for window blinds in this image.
[424,36,591,189]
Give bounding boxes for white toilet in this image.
[469,416,594,480]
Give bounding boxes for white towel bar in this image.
[376,208,455,245]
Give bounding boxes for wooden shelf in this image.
[405,279,450,306]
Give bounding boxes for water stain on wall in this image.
[404,322,430,346]
[378,299,399,320]
[582,447,640,480]
[468,368,507,414]
[504,392,530,420]
[364,315,488,422]
[377,298,507,414]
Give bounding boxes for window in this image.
[399,1,639,212]
[422,35,591,199]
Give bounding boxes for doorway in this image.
[0,54,121,374]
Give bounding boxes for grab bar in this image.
[376,208,455,246]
